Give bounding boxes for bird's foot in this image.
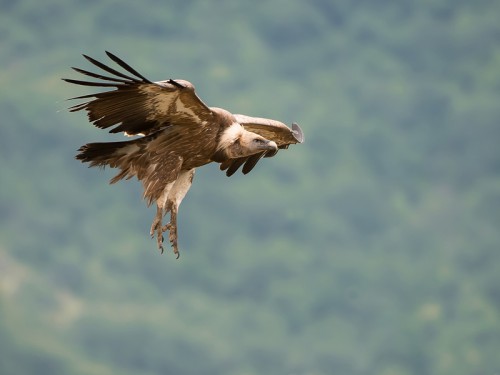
[149,220,165,253]
[150,209,166,254]
[150,205,179,258]
[162,223,179,259]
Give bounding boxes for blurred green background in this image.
[1,0,499,374]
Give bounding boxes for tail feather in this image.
[76,141,129,166]
[76,139,144,183]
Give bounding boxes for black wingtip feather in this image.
[242,153,264,175]
[226,158,246,177]
[62,78,120,87]
[105,51,151,83]
[71,67,132,84]
[82,53,142,83]
[168,79,185,89]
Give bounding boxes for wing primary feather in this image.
[242,153,265,175]
[219,160,231,171]
[71,67,132,83]
[226,158,247,177]
[105,51,151,83]
[82,54,142,82]
[61,78,119,87]
[68,102,90,112]
[167,79,186,88]
[65,92,103,101]
[263,149,279,158]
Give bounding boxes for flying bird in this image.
[63,51,304,258]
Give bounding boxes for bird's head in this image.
[244,132,278,154]
[216,124,278,160]
[227,131,277,159]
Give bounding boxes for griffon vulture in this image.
[63,52,304,258]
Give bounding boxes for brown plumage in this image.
[63,51,304,258]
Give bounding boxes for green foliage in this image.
[1,0,500,374]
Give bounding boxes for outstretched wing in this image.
[219,114,304,176]
[63,51,213,136]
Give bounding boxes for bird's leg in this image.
[169,206,179,258]
[152,169,193,258]
[150,205,165,253]
[150,204,163,237]
[161,201,180,258]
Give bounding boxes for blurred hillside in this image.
[1,0,500,374]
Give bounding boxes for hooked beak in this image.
[261,140,278,152]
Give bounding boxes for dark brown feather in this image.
[242,152,265,174]
[82,54,145,83]
[61,78,119,88]
[71,67,132,83]
[105,51,151,82]
[225,157,247,176]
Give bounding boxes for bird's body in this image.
[64,52,304,257]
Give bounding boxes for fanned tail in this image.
[76,139,145,184]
